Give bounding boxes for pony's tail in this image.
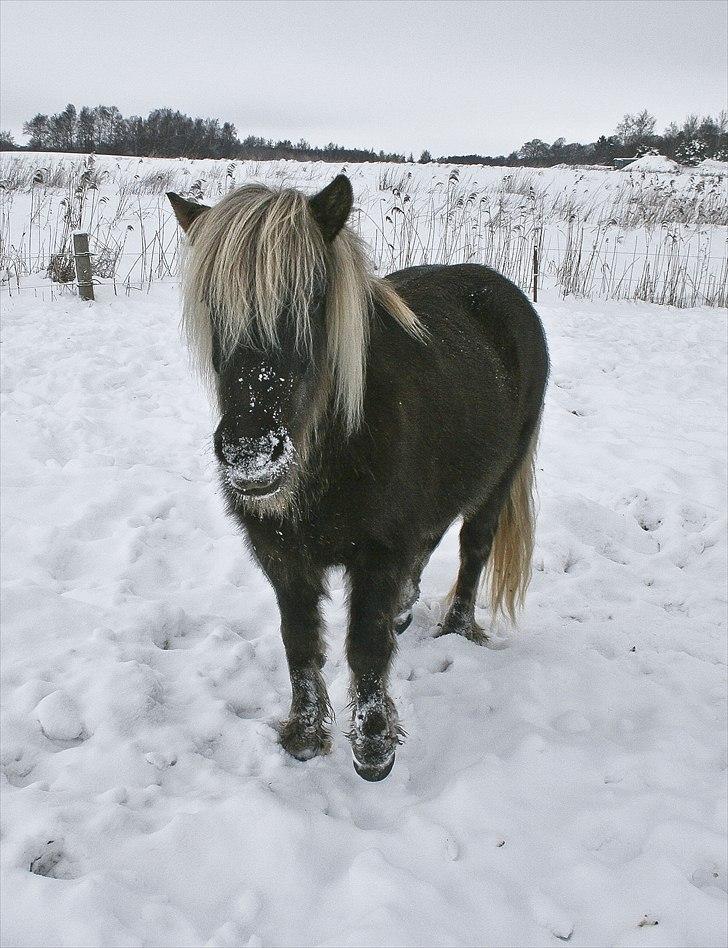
[485,421,541,623]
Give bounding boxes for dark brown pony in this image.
[169,175,548,780]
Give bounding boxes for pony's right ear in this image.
[167,192,209,232]
[309,175,353,242]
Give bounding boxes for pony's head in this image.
[169,175,421,514]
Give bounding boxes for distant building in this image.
[612,156,640,169]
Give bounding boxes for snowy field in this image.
[2,153,726,308]
[1,278,726,946]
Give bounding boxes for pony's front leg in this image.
[346,552,409,781]
[270,566,332,761]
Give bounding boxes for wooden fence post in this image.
[532,242,539,304]
[73,232,94,301]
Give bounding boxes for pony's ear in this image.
[309,175,353,242]
[167,192,209,232]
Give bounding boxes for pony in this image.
[168,175,548,781]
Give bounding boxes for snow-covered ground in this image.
[1,280,726,947]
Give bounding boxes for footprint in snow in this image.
[617,489,664,533]
[28,838,74,879]
[691,864,727,894]
[34,690,85,742]
[406,657,453,680]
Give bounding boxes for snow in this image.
[621,154,683,173]
[1,283,726,947]
[34,691,84,742]
[695,158,728,176]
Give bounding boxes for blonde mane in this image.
[180,184,424,432]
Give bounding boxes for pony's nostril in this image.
[270,437,285,464]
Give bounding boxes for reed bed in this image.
[1,153,725,307]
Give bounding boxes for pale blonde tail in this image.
[485,424,540,623]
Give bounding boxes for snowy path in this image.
[1,285,726,947]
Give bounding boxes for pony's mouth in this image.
[227,472,284,498]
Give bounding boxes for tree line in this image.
[453,110,727,168]
[1,104,726,167]
[1,104,407,163]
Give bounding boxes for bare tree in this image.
[615,110,656,148]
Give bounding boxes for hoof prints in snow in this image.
[1,287,726,948]
[28,840,68,879]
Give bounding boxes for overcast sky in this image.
[1,0,726,155]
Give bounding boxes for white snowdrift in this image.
[622,154,683,173]
[1,284,726,947]
[694,158,728,176]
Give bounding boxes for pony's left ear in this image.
[167,192,209,232]
[309,175,353,242]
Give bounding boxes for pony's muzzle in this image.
[214,425,293,498]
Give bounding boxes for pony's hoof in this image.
[436,616,489,646]
[348,690,402,781]
[279,719,331,761]
[353,751,396,781]
[436,620,509,649]
[394,610,413,635]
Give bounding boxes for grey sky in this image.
[1,0,726,155]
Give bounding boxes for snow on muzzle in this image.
[215,427,294,497]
